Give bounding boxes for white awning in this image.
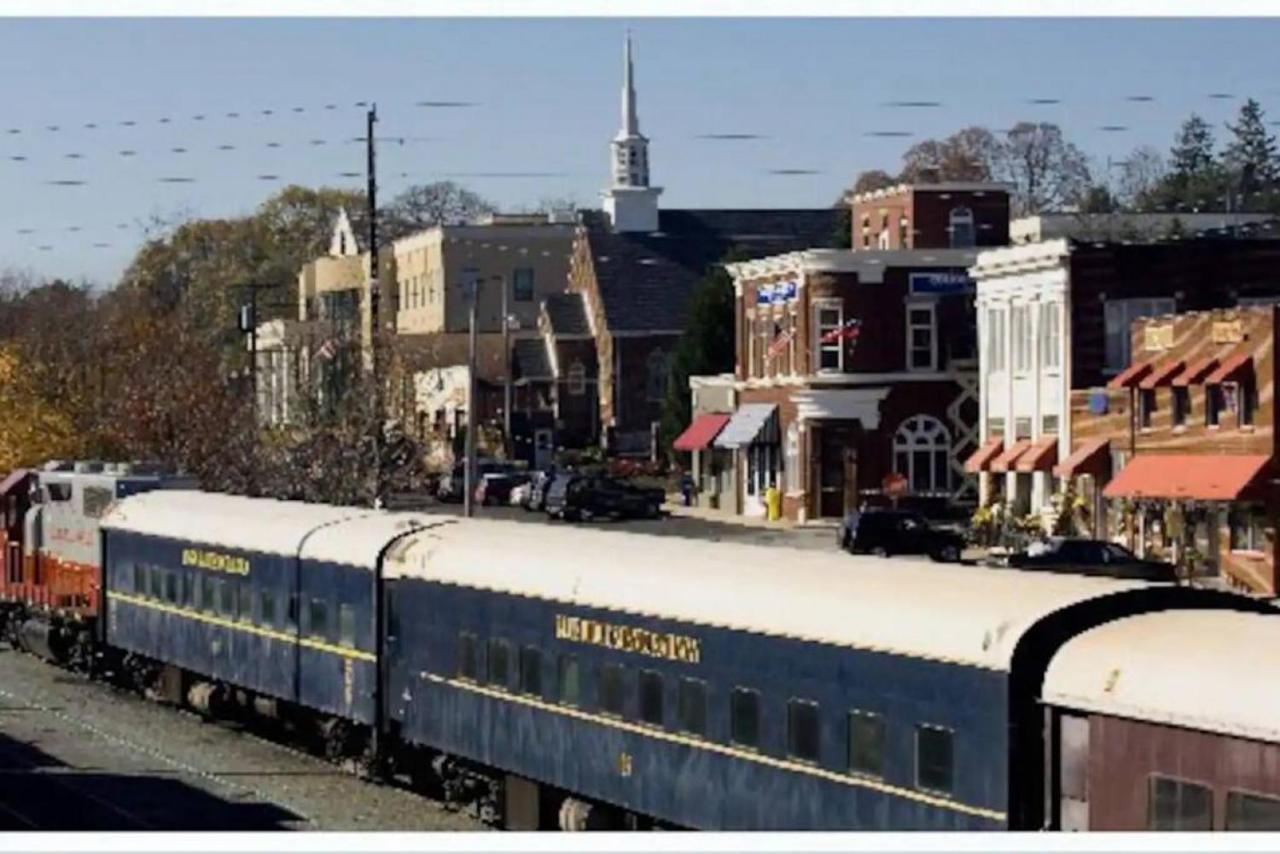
[713,403,779,449]
[793,388,890,427]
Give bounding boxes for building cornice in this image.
[726,248,983,285]
[968,238,1072,279]
[849,182,1015,205]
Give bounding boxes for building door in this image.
[819,430,845,518]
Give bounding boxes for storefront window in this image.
[1229,504,1267,553]
[1206,384,1224,427]
[892,415,951,495]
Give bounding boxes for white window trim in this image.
[1040,301,1062,372]
[906,300,938,373]
[813,298,844,375]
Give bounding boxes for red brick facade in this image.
[850,183,1010,251]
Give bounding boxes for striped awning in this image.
[713,404,779,449]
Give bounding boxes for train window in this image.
[150,566,164,601]
[457,632,479,681]
[163,571,178,604]
[308,598,329,640]
[677,678,707,737]
[180,573,194,608]
[1149,776,1212,830]
[787,699,821,763]
[133,564,146,595]
[598,663,626,717]
[730,688,761,749]
[200,575,215,614]
[519,646,542,696]
[557,655,580,707]
[916,724,954,794]
[848,710,886,778]
[487,639,511,690]
[638,670,664,727]
[1227,790,1280,831]
[338,604,357,648]
[238,584,254,622]
[220,581,237,619]
[260,589,276,627]
[82,486,113,519]
[45,483,71,502]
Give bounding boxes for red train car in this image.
[1042,609,1280,831]
[0,461,192,664]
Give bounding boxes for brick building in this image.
[967,237,1280,524]
[723,247,985,521]
[848,182,1010,251]
[1063,306,1278,595]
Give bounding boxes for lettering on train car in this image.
[181,548,251,576]
[554,614,701,664]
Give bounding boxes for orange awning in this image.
[1053,437,1111,479]
[1139,360,1185,390]
[1015,435,1059,473]
[989,439,1032,473]
[1103,454,1273,501]
[1171,356,1219,387]
[1205,352,1253,385]
[963,437,1005,473]
[1107,360,1154,390]
[673,413,731,452]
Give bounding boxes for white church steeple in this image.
[603,32,662,232]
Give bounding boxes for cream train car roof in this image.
[103,490,378,557]
[384,518,1152,671]
[1043,609,1280,742]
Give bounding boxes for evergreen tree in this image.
[1224,98,1278,201]
[1170,113,1216,178]
[659,265,737,454]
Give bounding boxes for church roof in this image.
[578,208,842,332]
[543,292,591,337]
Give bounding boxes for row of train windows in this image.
[127,564,360,649]
[456,632,955,794]
[1149,775,1280,831]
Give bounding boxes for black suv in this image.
[545,474,663,522]
[839,508,966,562]
[1008,538,1177,581]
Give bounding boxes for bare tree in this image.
[381,181,496,239]
[1115,146,1168,211]
[994,122,1092,215]
[851,169,898,195]
[900,127,999,183]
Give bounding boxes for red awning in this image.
[1053,437,1111,479]
[1103,454,1273,501]
[1205,352,1253,385]
[963,437,1005,473]
[1107,360,1154,390]
[1139,360,1185,390]
[1015,435,1059,473]
[989,439,1032,473]
[672,413,731,452]
[1171,356,1219,387]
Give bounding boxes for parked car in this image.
[436,460,509,502]
[1007,537,1177,581]
[545,474,663,522]
[475,471,531,506]
[838,508,966,562]
[524,469,557,512]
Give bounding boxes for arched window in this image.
[567,360,586,396]
[949,207,975,248]
[646,348,669,402]
[893,415,951,495]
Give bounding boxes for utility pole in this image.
[464,274,480,518]
[365,102,387,780]
[501,274,513,461]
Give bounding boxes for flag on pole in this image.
[315,338,337,361]
[820,317,862,345]
[767,324,795,358]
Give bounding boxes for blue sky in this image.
[2,17,1280,286]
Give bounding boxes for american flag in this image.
[315,338,337,362]
[767,324,795,358]
[820,317,862,345]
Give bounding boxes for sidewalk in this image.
[664,500,839,531]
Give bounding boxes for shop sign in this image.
[909,271,974,296]
[1212,319,1244,344]
[1143,323,1174,351]
[756,280,799,306]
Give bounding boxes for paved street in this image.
[0,649,482,831]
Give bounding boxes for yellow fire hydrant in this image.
[765,485,781,522]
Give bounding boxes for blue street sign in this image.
[909,271,974,296]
